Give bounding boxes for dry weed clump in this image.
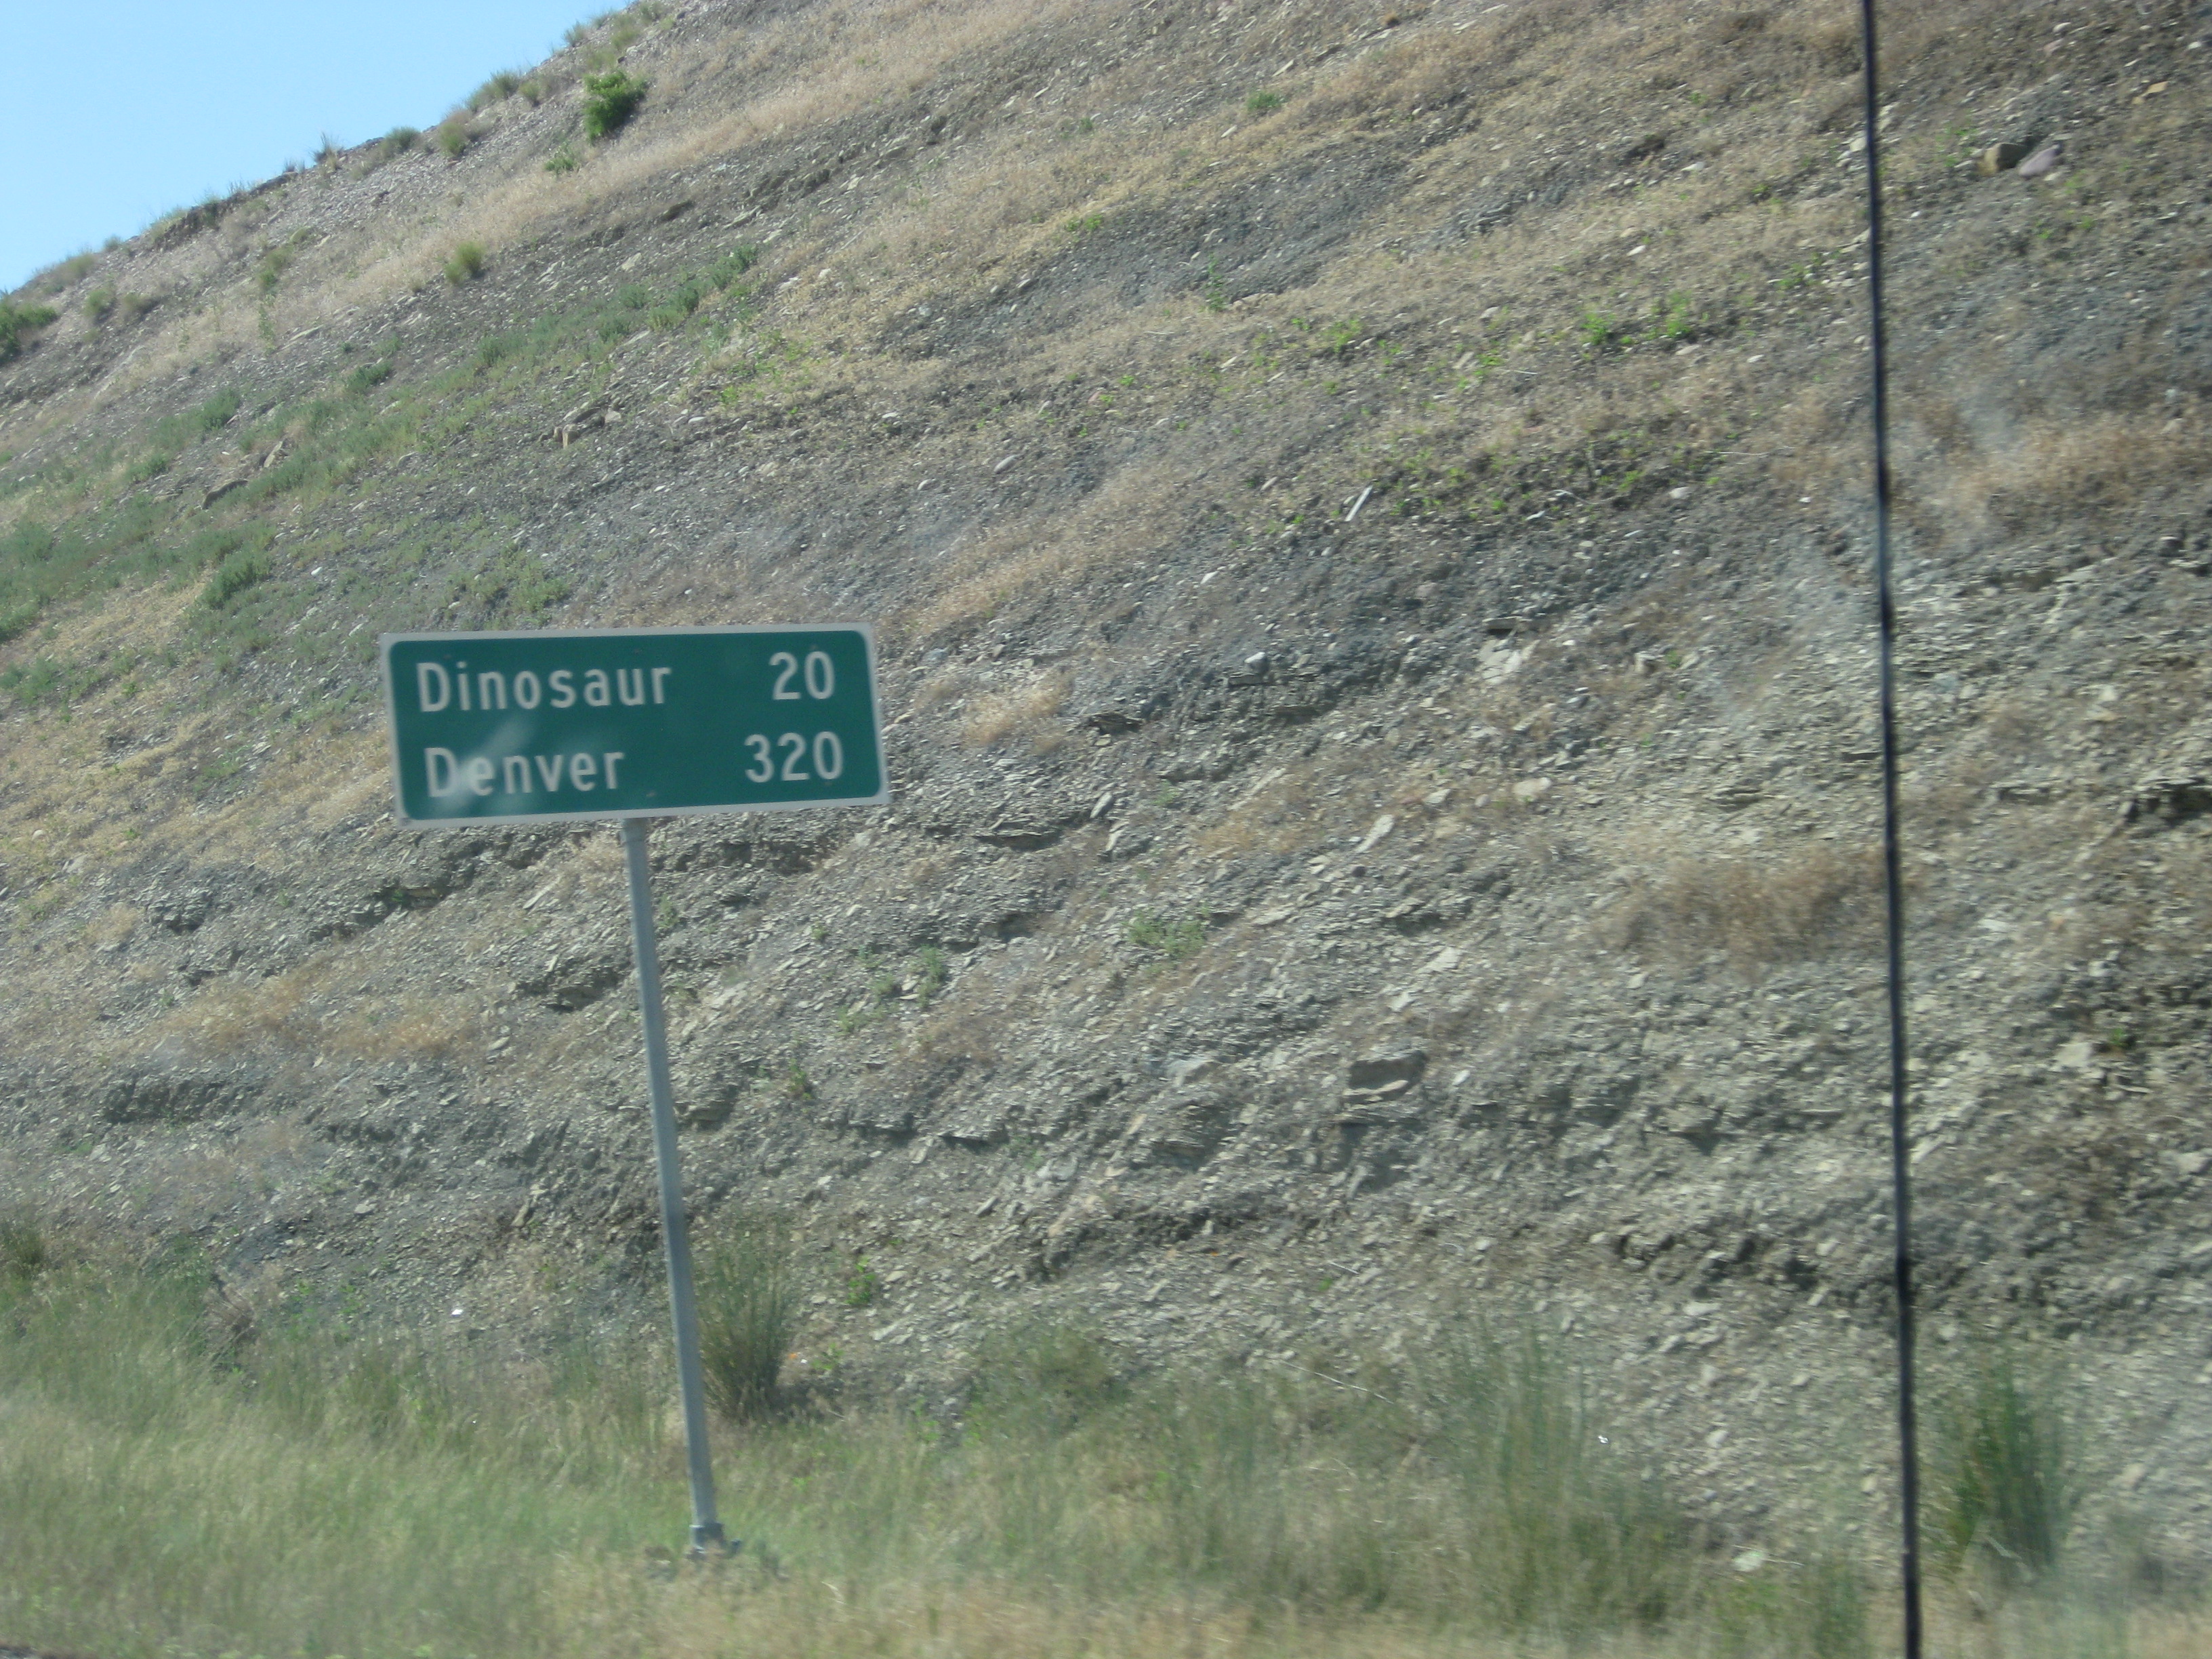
[172,963,329,1051]
[83,903,141,951]
[325,991,483,1062]
[1608,843,1885,970]
[962,672,1069,751]
[905,997,1005,1068]
[1931,408,2207,537]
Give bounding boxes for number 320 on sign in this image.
[745,731,845,782]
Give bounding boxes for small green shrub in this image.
[909,945,947,1006]
[148,388,240,450]
[544,144,579,176]
[1652,291,1698,342]
[842,1253,879,1307]
[1246,89,1284,115]
[0,1209,50,1286]
[203,545,271,609]
[583,70,649,140]
[435,115,473,159]
[0,655,63,705]
[647,276,709,331]
[0,299,60,362]
[1580,308,1626,351]
[83,287,116,321]
[447,544,569,617]
[256,232,309,295]
[371,126,419,164]
[344,358,394,395]
[445,243,487,286]
[695,1214,797,1421]
[1127,909,1206,962]
[708,245,761,288]
[581,11,649,70]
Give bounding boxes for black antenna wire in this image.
[1854,3,1924,1655]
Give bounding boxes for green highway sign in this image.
[380,625,886,826]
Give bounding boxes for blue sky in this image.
[3,1,596,293]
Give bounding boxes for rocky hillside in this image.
[2,0,2208,1574]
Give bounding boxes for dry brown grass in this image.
[1929,407,2209,537]
[283,0,1083,352]
[169,962,329,1052]
[1607,842,1887,971]
[962,670,1069,750]
[83,903,141,951]
[154,949,478,1063]
[325,991,484,1063]
[904,1001,1002,1067]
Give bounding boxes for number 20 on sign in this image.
[379,624,888,826]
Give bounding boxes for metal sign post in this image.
[380,623,886,1558]
[621,813,723,1555]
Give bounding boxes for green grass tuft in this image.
[199,527,275,609]
[0,1208,49,1285]
[344,356,394,395]
[1933,1345,2076,1589]
[0,298,60,362]
[445,242,488,285]
[1126,909,1206,961]
[469,68,525,111]
[695,1214,798,1421]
